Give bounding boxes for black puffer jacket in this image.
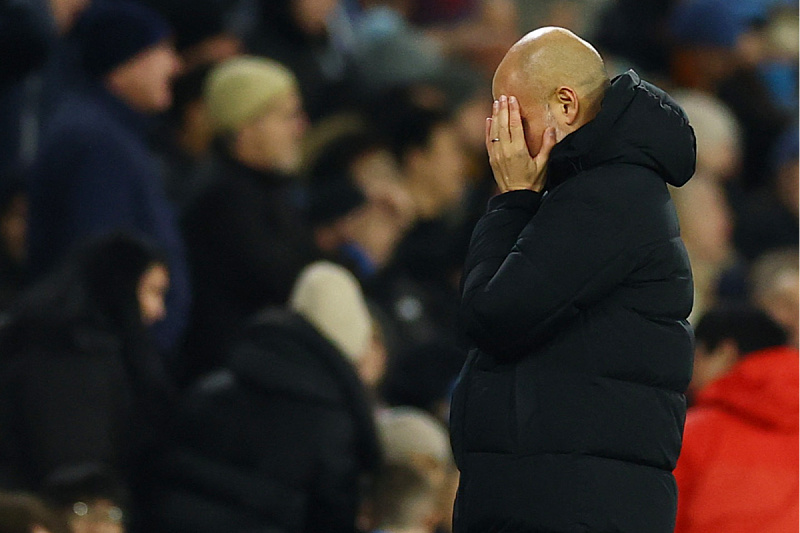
[136,309,381,533]
[450,71,695,533]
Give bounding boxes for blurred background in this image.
[0,0,796,532]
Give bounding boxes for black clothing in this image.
[450,71,695,532]
[179,152,317,384]
[136,309,381,533]
[0,234,177,495]
[0,326,132,491]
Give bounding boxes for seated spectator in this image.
[0,233,174,496]
[0,491,68,533]
[26,1,190,354]
[135,261,381,533]
[41,463,127,533]
[363,463,439,533]
[749,246,799,348]
[371,102,470,358]
[675,303,798,532]
[179,55,317,384]
[376,407,458,533]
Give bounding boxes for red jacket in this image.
[675,346,799,533]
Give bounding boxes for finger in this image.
[489,99,500,140]
[496,95,511,142]
[508,96,524,145]
[485,117,494,153]
[534,127,557,167]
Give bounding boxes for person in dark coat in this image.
[178,55,317,385]
[0,232,174,497]
[449,27,695,532]
[25,1,190,355]
[135,261,382,533]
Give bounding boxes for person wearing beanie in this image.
[26,1,191,355]
[178,55,317,385]
[373,406,459,533]
[134,261,382,533]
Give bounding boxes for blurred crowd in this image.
[0,0,796,532]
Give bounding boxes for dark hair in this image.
[2,231,167,348]
[167,62,213,126]
[306,129,392,184]
[385,105,452,165]
[694,303,788,356]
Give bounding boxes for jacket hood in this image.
[547,70,696,190]
[696,346,799,432]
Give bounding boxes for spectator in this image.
[0,491,69,533]
[670,175,741,321]
[675,303,798,533]
[25,1,190,354]
[179,55,317,384]
[136,261,382,533]
[372,102,469,359]
[673,90,742,184]
[375,406,458,533]
[363,463,438,533]
[749,246,799,348]
[0,233,174,496]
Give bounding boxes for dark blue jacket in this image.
[451,71,696,533]
[27,83,191,352]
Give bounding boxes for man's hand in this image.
[486,94,556,193]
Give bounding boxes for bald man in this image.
[449,28,696,532]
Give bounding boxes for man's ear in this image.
[555,86,579,126]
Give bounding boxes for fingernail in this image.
[493,100,499,111]
[509,96,517,104]
[500,95,507,103]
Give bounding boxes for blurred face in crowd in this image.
[237,87,308,173]
[407,122,467,216]
[138,263,169,326]
[108,42,182,113]
[673,177,734,265]
[49,0,90,34]
[291,0,339,36]
[690,340,738,396]
[756,269,800,348]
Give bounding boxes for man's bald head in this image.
[492,27,610,154]
[494,27,608,109]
